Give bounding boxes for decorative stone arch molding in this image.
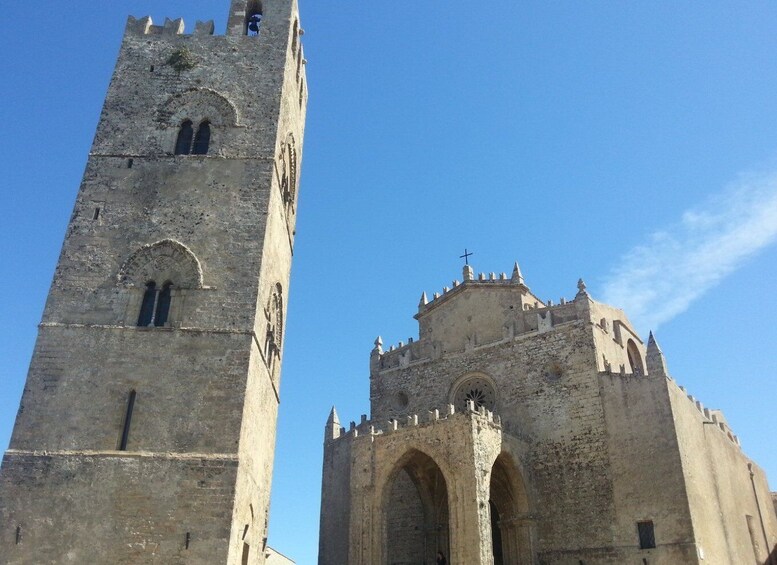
[118,239,203,289]
[159,88,241,128]
[449,371,498,412]
[279,133,298,215]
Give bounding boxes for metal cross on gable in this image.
[459,248,474,265]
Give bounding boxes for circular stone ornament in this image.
[394,391,409,410]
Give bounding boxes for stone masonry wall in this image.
[0,452,238,565]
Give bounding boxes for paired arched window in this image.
[175,120,211,155]
[137,281,173,327]
[246,1,263,36]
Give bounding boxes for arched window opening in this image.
[137,280,174,327]
[175,120,194,155]
[192,121,211,155]
[385,450,449,565]
[452,374,497,412]
[627,339,644,375]
[137,281,157,326]
[155,282,173,327]
[246,1,263,36]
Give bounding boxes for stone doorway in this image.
[384,450,449,565]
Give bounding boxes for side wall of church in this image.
[669,382,777,564]
[598,373,699,564]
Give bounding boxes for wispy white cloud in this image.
[601,171,777,331]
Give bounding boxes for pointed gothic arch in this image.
[489,452,533,564]
[119,239,203,289]
[381,449,450,565]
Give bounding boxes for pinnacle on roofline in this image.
[326,406,340,426]
[511,261,525,285]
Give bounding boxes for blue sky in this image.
[2,2,777,563]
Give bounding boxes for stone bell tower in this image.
[0,1,306,563]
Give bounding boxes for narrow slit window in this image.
[15,526,21,545]
[119,390,137,451]
[175,120,194,155]
[192,121,211,155]
[637,521,656,549]
[137,281,157,326]
[93,207,101,221]
[127,158,134,169]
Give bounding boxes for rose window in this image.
[453,376,496,411]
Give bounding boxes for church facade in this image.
[319,264,777,564]
[0,2,306,563]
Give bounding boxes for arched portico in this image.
[382,449,450,565]
[489,452,533,564]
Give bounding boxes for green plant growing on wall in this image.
[167,47,197,72]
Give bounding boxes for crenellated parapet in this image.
[126,16,216,37]
[325,402,502,444]
[374,264,592,373]
[676,383,742,448]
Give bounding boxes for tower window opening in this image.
[637,520,656,549]
[137,281,157,326]
[127,158,134,169]
[118,390,137,451]
[15,526,21,545]
[192,121,211,155]
[175,120,194,155]
[185,532,191,549]
[627,339,644,375]
[246,1,263,36]
[93,207,101,221]
[150,65,155,72]
[137,280,174,327]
